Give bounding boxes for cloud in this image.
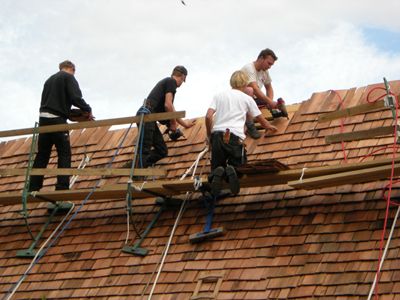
[0,0,399,133]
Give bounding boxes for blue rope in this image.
[137,106,150,168]
[4,123,134,300]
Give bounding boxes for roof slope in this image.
[1,81,400,299]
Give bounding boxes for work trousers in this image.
[210,131,247,172]
[139,121,168,168]
[30,117,71,191]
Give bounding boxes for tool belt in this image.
[212,130,243,144]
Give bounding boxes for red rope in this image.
[373,94,399,299]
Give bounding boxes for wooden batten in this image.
[289,163,400,190]
[0,111,185,138]
[318,100,386,123]
[325,125,396,144]
[0,157,399,206]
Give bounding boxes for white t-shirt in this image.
[241,62,271,90]
[209,89,262,140]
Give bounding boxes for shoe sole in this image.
[211,167,225,197]
[226,165,240,195]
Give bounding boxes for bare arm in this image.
[249,81,277,109]
[164,92,196,129]
[265,82,274,104]
[205,108,215,138]
[254,114,277,134]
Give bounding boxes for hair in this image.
[230,70,249,89]
[257,48,278,61]
[172,65,188,77]
[59,60,75,71]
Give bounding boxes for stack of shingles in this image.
[2,81,400,299]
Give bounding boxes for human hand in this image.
[264,125,277,136]
[184,119,196,128]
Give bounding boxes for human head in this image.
[172,65,187,87]
[230,70,249,89]
[59,60,76,74]
[257,48,278,71]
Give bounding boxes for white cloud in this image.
[0,0,399,133]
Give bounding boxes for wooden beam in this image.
[325,125,396,144]
[318,100,386,123]
[1,156,399,206]
[0,179,193,206]
[0,168,166,177]
[288,163,400,190]
[0,111,185,138]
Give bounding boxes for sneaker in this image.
[210,166,225,197]
[246,122,261,139]
[225,165,240,195]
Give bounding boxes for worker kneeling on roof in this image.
[205,70,277,196]
[127,65,196,170]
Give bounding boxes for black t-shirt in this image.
[146,77,177,113]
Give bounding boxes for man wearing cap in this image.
[29,60,94,192]
[134,65,196,169]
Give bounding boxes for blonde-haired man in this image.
[205,70,276,196]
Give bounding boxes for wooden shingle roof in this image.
[1,80,400,299]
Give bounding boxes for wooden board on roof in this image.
[0,111,185,138]
[318,100,386,123]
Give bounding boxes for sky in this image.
[1,0,400,133]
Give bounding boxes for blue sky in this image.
[0,0,399,133]
[363,27,400,54]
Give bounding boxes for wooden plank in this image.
[1,157,399,206]
[325,125,396,144]
[236,159,289,175]
[289,163,400,190]
[0,179,192,206]
[0,111,185,138]
[0,168,166,177]
[318,100,386,123]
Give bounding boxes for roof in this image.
[1,80,400,299]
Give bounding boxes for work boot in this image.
[210,166,225,197]
[225,165,240,195]
[246,122,261,139]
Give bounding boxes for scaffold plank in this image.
[0,111,185,138]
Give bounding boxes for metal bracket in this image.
[122,196,181,256]
[383,77,400,144]
[189,195,225,244]
[16,202,72,258]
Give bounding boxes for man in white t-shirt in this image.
[241,48,278,139]
[205,70,277,196]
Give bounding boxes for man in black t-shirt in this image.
[29,60,94,192]
[136,65,196,168]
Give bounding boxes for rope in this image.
[5,122,134,300]
[4,201,75,300]
[299,167,307,182]
[141,148,209,299]
[367,87,399,299]
[69,153,91,188]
